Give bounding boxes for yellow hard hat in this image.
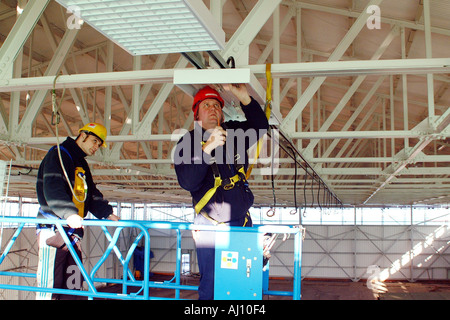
[79,122,107,147]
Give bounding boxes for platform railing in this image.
[0,216,303,300]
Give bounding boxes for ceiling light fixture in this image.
[55,0,225,55]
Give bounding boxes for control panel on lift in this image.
[214,230,264,300]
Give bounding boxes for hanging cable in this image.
[317,180,322,211]
[226,56,236,69]
[52,74,87,204]
[266,135,276,218]
[302,167,308,217]
[310,173,315,208]
[288,147,298,216]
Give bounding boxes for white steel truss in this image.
[0,0,448,207]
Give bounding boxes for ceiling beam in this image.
[363,109,450,204]
[2,58,449,93]
[221,0,282,61]
[284,0,450,37]
[0,0,50,80]
[15,26,80,139]
[303,25,399,156]
[280,0,384,132]
[247,58,450,79]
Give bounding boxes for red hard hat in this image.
[192,86,224,117]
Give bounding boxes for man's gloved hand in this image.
[66,214,83,229]
[202,126,227,155]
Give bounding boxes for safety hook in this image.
[266,208,276,218]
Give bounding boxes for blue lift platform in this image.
[0,216,303,300]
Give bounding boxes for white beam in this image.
[2,58,449,93]
[131,55,142,135]
[321,78,386,158]
[218,0,283,106]
[285,0,450,37]
[303,25,399,155]
[0,0,50,79]
[288,130,449,140]
[310,155,450,164]
[173,68,251,85]
[24,128,447,145]
[222,0,282,61]
[25,134,181,146]
[0,69,173,92]
[363,110,450,204]
[40,13,90,125]
[104,40,114,136]
[281,0,384,132]
[16,27,80,138]
[247,58,450,79]
[423,0,435,126]
[256,6,296,64]
[0,99,8,134]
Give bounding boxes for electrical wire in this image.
[288,147,298,216]
[302,167,308,217]
[266,136,276,218]
[310,172,315,208]
[317,180,322,211]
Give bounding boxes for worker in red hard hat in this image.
[174,84,269,300]
[192,86,225,121]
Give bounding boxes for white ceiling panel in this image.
[55,0,225,55]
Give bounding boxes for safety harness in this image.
[50,145,88,217]
[194,144,250,226]
[38,145,87,226]
[194,64,273,225]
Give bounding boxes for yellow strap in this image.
[242,212,250,227]
[237,166,246,177]
[246,63,272,180]
[265,63,272,103]
[73,167,87,217]
[194,171,243,214]
[195,176,222,214]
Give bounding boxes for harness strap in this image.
[50,145,72,162]
[194,165,247,215]
[37,208,80,245]
[194,176,222,214]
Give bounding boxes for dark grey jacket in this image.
[36,137,112,235]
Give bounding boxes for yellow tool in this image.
[73,167,87,217]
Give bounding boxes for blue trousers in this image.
[193,213,252,300]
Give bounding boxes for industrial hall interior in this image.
[0,0,449,301]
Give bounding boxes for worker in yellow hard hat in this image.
[35,122,118,299]
[78,122,108,148]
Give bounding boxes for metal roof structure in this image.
[0,0,449,207]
